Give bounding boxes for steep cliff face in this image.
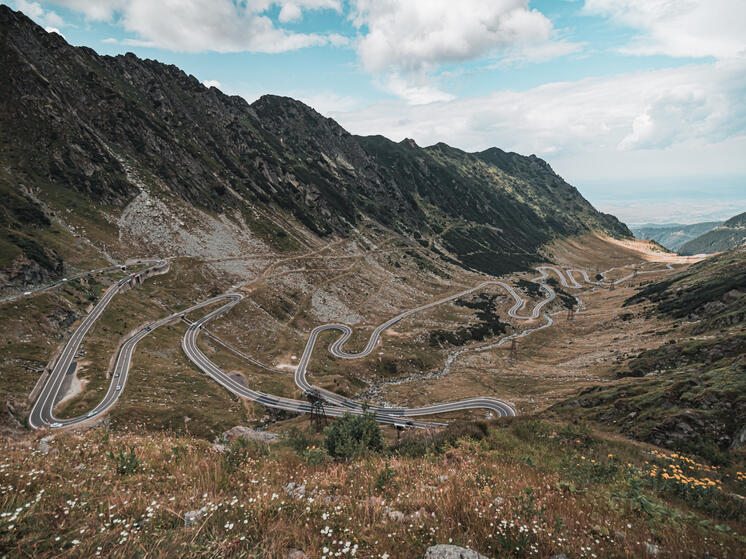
[356,137,630,273]
[0,5,631,290]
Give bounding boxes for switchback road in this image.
[28,259,675,430]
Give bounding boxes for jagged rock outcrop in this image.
[1,4,631,289]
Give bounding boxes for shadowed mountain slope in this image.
[0,4,630,290]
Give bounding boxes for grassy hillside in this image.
[679,212,746,255]
[553,248,746,463]
[631,222,721,252]
[1,417,744,558]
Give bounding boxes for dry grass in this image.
[1,418,744,558]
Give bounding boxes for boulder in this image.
[730,424,746,450]
[222,425,279,443]
[37,435,54,455]
[284,482,306,499]
[184,506,207,528]
[385,508,405,522]
[423,545,490,559]
[283,550,307,559]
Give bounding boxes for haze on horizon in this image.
[12,0,746,225]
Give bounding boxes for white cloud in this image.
[381,74,455,105]
[15,0,43,18]
[327,58,746,182]
[584,0,746,59]
[46,0,343,53]
[203,79,222,89]
[44,25,64,38]
[350,0,581,103]
[278,0,340,22]
[296,92,363,115]
[278,3,302,23]
[15,0,65,29]
[351,0,554,74]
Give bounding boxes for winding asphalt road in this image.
[28,260,169,429]
[0,260,158,304]
[28,258,675,430]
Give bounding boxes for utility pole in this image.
[306,389,327,432]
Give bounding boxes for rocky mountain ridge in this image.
[0,4,630,292]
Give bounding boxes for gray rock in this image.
[730,423,746,449]
[211,443,228,454]
[284,482,306,499]
[438,475,449,482]
[37,435,54,455]
[283,550,307,559]
[386,508,405,522]
[645,542,660,556]
[184,506,207,528]
[549,554,567,559]
[423,544,490,559]
[222,425,279,443]
[492,496,505,507]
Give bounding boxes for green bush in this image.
[224,437,267,472]
[323,412,383,460]
[375,462,396,491]
[106,446,140,475]
[286,427,313,453]
[303,446,331,465]
[557,421,596,448]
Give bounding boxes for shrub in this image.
[557,421,596,447]
[106,446,140,475]
[303,446,331,465]
[323,412,383,460]
[224,438,267,472]
[286,427,312,453]
[375,462,396,491]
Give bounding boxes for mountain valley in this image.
[1,5,745,558]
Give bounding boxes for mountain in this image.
[0,5,629,293]
[678,211,746,255]
[554,246,746,460]
[631,221,722,252]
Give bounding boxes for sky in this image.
[10,0,746,225]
